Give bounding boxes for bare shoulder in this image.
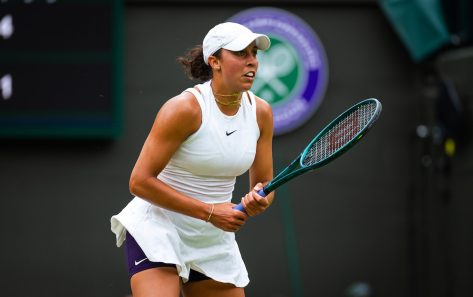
[254,95,273,119]
[253,95,274,133]
[154,90,202,137]
[162,91,201,117]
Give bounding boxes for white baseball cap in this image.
[203,22,271,65]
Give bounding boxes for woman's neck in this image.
[210,82,242,107]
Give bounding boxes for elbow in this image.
[129,169,160,197]
[129,174,142,197]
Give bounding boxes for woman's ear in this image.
[208,56,221,71]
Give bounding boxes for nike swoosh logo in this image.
[226,130,237,136]
[134,257,148,266]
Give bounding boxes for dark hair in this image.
[176,45,221,82]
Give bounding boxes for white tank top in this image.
[158,80,260,203]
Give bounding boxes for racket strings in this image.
[302,102,377,166]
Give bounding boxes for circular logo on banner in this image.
[229,7,329,135]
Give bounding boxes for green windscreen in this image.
[379,0,451,62]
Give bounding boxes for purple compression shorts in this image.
[125,232,210,282]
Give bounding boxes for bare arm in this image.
[129,92,247,231]
[241,96,275,216]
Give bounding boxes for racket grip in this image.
[232,188,268,213]
[257,189,267,197]
[233,203,247,213]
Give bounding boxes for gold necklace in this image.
[212,92,242,106]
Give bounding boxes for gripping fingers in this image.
[210,203,248,232]
[241,191,269,216]
[222,215,246,232]
[241,196,257,217]
[233,218,246,232]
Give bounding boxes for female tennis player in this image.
[111,22,274,297]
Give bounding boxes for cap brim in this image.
[223,33,270,52]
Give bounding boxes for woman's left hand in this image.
[240,183,271,216]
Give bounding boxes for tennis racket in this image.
[234,98,382,213]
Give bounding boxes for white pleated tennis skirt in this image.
[110,197,249,286]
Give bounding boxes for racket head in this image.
[300,98,382,170]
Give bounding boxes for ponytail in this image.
[177,45,210,82]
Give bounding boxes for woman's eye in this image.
[234,49,257,57]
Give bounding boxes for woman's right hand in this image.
[208,202,248,232]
